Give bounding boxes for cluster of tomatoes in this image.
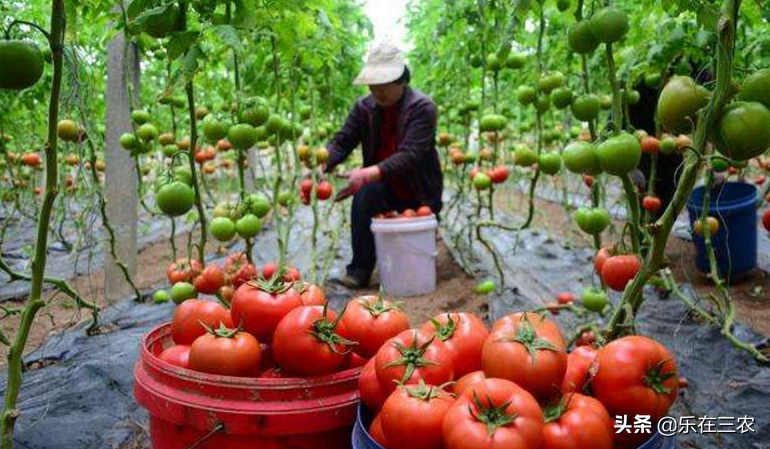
[298,178,333,205]
[469,165,510,191]
[359,310,680,449]
[374,205,434,220]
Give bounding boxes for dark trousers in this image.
[347,182,441,281]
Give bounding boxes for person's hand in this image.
[335,166,381,202]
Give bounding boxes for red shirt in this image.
[375,103,410,199]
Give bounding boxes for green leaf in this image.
[127,0,153,19]
[166,31,200,61]
[165,44,203,96]
[133,3,172,28]
[211,25,242,52]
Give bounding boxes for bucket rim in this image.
[686,182,757,213]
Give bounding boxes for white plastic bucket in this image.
[371,215,438,297]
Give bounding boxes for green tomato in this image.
[153,290,170,304]
[624,89,641,105]
[644,73,662,89]
[170,282,197,304]
[596,132,642,176]
[568,20,599,54]
[711,156,730,172]
[480,114,507,132]
[246,194,270,218]
[486,53,502,71]
[202,117,228,142]
[599,95,613,111]
[659,137,677,155]
[657,76,710,134]
[713,101,770,162]
[551,87,574,110]
[539,152,563,175]
[517,85,537,106]
[163,144,178,158]
[210,216,237,242]
[156,181,194,217]
[173,166,193,186]
[575,207,610,234]
[589,7,629,43]
[228,124,258,150]
[535,96,551,113]
[236,213,262,239]
[538,72,566,94]
[475,280,496,294]
[464,152,478,164]
[238,104,270,127]
[581,287,609,312]
[514,146,538,167]
[563,141,601,175]
[213,201,233,218]
[571,94,601,122]
[556,0,571,12]
[277,190,295,207]
[737,69,770,111]
[473,172,492,190]
[131,109,151,125]
[506,53,526,69]
[136,123,158,142]
[119,133,138,150]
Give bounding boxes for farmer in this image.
[324,41,443,289]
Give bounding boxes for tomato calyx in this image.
[310,304,357,355]
[643,360,676,394]
[400,379,451,402]
[360,288,402,317]
[430,313,459,342]
[385,332,439,383]
[469,391,517,436]
[202,322,241,339]
[499,315,558,362]
[542,394,576,424]
[250,269,292,294]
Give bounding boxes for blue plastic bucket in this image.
[686,182,758,278]
[352,404,675,449]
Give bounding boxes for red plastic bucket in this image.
[134,323,362,449]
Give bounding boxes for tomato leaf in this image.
[165,44,203,96]
[166,30,200,61]
[210,24,242,52]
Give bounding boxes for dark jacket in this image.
[325,87,443,206]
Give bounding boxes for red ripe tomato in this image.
[21,152,42,167]
[556,292,575,304]
[224,252,258,288]
[482,312,567,400]
[469,166,480,181]
[171,299,233,345]
[561,345,598,394]
[369,414,389,448]
[346,352,367,369]
[300,178,313,196]
[374,329,454,394]
[262,262,277,280]
[419,312,489,377]
[359,358,389,411]
[416,205,433,216]
[728,166,740,175]
[542,393,613,449]
[341,294,411,358]
[284,266,301,282]
[443,378,544,449]
[188,326,262,377]
[193,264,225,295]
[756,175,767,185]
[601,254,642,292]
[316,180,333,200]
[159,345,190,369]
[401,208,417,218]
[384,210,399,219]
[297,282,326,306]
[491,166,510,183]
[219,285,234,303]
[593,247,612,274]
[217,139,231,151]
[453,370,486,396]
[592,336,679,423]
[380,383,455,449]
[230,278,302,341]
[576,331,596,347]
[167,258,203,284]
[642,196,662,213]
[640,136,660,155]
[763,209,770,232]
[272,306,354,376]
[490,312,567,347]
[583,175,594,188]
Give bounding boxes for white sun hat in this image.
[353,41,406,86]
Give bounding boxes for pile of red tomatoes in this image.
[360,311,680,449]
